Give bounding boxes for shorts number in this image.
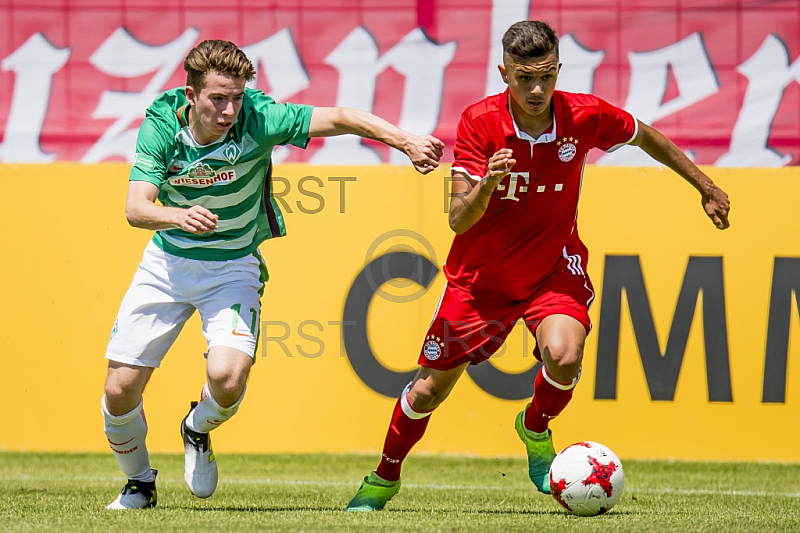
[230,303,258,334]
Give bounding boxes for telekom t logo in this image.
[496,172,529,201]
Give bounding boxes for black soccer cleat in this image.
[106,469,158,509]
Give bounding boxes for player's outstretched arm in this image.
[449,148,516,234]
[308,107,444,174]
[631,120,731,230]
[126,180,219,234]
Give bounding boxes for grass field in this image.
[2,452,799,532]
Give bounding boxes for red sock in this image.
[375,392,432,482]
[524,365,578,433]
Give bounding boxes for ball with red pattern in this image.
[548,441,624,516]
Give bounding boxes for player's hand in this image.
[702,185,730,230]
[179,205,219,234]
[483,148,516,192]
[406,134,445,174]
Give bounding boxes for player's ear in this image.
[498,64,508,84]
[185,86,196,107]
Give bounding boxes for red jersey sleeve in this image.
[452,111,492,181]
[594,97,638,152]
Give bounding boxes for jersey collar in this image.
[176,105,227,148]
[501,88,558,144]
[177,105,190,128]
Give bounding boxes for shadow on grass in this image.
[170,505,343,512]
[168,504,582,517]
[388,508,557,516]
[393,508,636,518]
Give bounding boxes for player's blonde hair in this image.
[502,21,559,62]
[184,40,256,89]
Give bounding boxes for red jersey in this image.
[445,89,637,301]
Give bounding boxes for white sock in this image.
[102,396,154,482]
[187,383,246,434]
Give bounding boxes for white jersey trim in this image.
[452,166,482,182]
[605,114,639,153]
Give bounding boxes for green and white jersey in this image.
[130,87,313,261]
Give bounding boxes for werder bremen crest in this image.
[222,140,242,165]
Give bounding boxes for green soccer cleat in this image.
[345,471,401,511]
[515,405,556,494]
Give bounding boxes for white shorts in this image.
[106,241,267,368]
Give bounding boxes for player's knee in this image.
[103,382,141,416]
[207,367,249,404]
[408,383,448,412]
[208,374,245,398]
[207,354,250,381]
[542,344,583,380]
[104,375,129,400]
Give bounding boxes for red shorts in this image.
[417,269,594,371]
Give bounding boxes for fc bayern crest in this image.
[423,335,443,361]
[558,142,577,162]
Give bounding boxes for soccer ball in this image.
[548,441,624,516]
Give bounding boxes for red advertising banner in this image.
[0,0,798,166]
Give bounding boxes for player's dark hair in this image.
[184,40,256,89]
[502,21,559,61]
